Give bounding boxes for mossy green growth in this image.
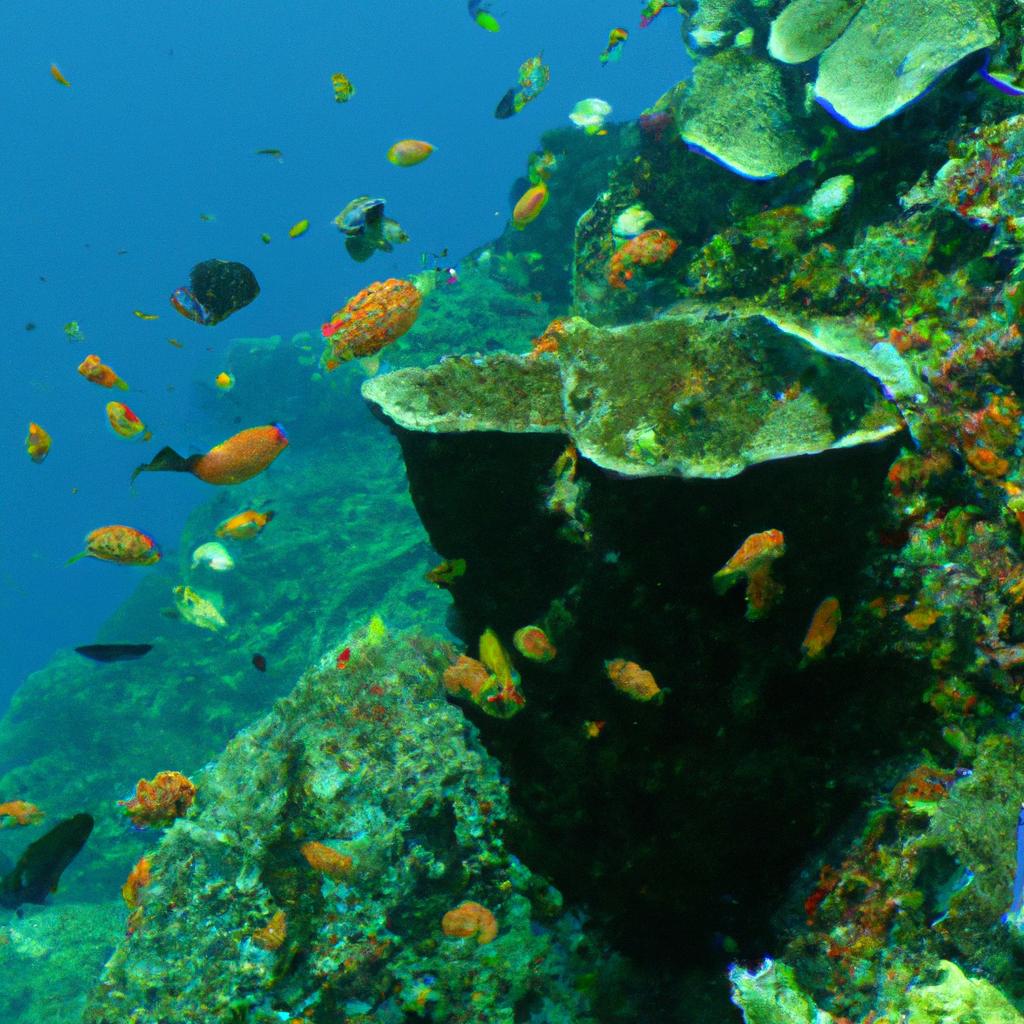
[364,306,904,478]
[906,961,1024,1024]
[730,958,834,1024]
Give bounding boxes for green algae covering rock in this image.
[906,961,1024,1024]
[362,353,564,433]
[768,0,866,64]
[730,958,834,1024]
[813,0,999,129]
[364,308,904,479]
[84,623,600,1024]
[674,50,812,179]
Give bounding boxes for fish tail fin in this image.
[131,446,195,483]
[65,551,87,566]
[264,510,276,523]
[115,379,129,391]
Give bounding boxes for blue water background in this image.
[0,1,685,709]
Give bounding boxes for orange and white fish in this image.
[26,422,51,463]
[131,423,288,486]
[215,509,275,540]
[78,354,128,390]
[106,401,151,441]
[67,525,161,566]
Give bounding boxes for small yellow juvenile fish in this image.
[133,310,159,320]
[289,219,309,238]
[26,423,51,463]
[50,63,70,87]
[214,371,235,390]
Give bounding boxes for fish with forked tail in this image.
[131,424,288,486]
[0,813,93,909]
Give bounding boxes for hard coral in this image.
[119,770,196,828]
[321,278,422,368]
[607,228,678,289]
[441,901,499,944]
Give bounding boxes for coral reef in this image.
[84,625,606,1024]
[364,307,904,479]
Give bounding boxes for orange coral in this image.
[607,229,678,289]
[121,856,151,908]
[712,530,786,621]
[320,278,422,368]
[252,910,287,951]
[0,801,44,827]
[300,841,353,880]
[527,317,569,360]
[120,770,196,827]
[605,659,664,702]
[441,901,499,944]
[443,655,492,700]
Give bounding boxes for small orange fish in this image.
[214,371,235,390]
[50,63,70,87]
[26,422,51,463]
[713,529,786,620]
[387,139,435,166]
[78,354,128,390]
[512,182,548,229]
[336,646,351,670]
[167,337,183,348]
[216,508,275,540]
[131,424,288,486]
[67,525,161,566]
[800,597,841,665]
[605,658,665,702]
[0,801,44,827]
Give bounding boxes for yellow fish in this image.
[26,423,51,463]
[214,372,235,390]
[173,585,227,632]
[133,310,159,320]
[289,219,309,238]
[512,183,548,229]
[106,401,151,441]
[50,63,70,87]
[331,72,355,103]
[387,140,435,167]
[215,509,274,541]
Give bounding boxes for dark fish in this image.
[75,644,153,662]
[252,653,267,672]
[494,87,517,119]
[0,813,93,910]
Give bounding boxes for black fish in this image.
[494,87,517,119]
[0,813,93,909]
[252,653,267,672]
[75,644,153,662]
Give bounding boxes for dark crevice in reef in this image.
[387,423,935,967]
